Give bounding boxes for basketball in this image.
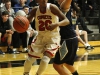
[13,16,29,33]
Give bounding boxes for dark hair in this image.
[5,0,11,3]
[2,11,9,15]
[23,6,29,9]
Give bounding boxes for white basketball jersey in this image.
[35,3,60,34]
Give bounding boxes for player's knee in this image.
[53,63,58,68]
[53,63,63,70]
[24,59,29,66]
[53,63,57,69]
[24,57,34,66]
[41,56,50,63]
[44,51,54,58]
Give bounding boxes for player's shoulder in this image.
[32,6,38,9]
[27,6,38,18]
[50,3,59,9]
[31,6,38,11]
[49,3,62,15]
[49,3,60,12]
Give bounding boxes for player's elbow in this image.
[65,18,70,26]
[61,18,70,26]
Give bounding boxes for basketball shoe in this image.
[85,46,94,50]
[0,49,5,55]
[24,74,29,75]
[23,72,29,75]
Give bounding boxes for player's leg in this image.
[36,42,59,75]
[64,64,79,75]
[24,56,36,75]
[53,38,79,75]
[36,33,60,75]
[53,61,69,75]
[64,38,79,75]
[54,62,78,75]
[36,55,51,75]
[53,50,69,75]
[26,35,44,75]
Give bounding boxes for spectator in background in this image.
[28,0,38,7]
[0,0,5,7]
[25,0,31,5]
[11,0,19,7]
[1,0,15,17]
[14,0,28,13]
[11,0,31,7]
[22,6,38,52]
[0,0,20,54]
[12,10,28,53]
[72,9,94,50]
[76,0,95,17]
[0,0,15,31]
[0,11,14,54]
[0,32,5,54]
[0,0,1,5]
[23,6,34,46]
[71,1,93,34]
[85,0,96,16]
[75,25,94,50]
[76,16,93,34]
[23,5,29,16]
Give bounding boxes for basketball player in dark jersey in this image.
[53,0,79,75]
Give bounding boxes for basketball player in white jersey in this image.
[23,0,70,75]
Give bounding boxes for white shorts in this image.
[79,30,83,35]
[28,33,60,58]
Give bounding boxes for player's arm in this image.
[50,4,70,26]
[27,6,37,22]
[60,0,72,13]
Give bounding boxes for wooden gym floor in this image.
[0,41,100,75]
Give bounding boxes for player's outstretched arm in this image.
[60,0,72,12]
[50,4,70,27]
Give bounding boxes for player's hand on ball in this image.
[49,23,58,31]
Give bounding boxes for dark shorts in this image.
[53,37,78,65]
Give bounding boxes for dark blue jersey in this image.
[60,9,76,39]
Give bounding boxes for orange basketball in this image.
[13,16,29,33]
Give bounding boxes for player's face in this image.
[2,15,9,22]
[36,0,48,7]
[57,0,64,5]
